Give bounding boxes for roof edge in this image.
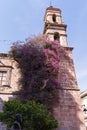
[46,6,61,12]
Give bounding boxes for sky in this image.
[0,0,87,92]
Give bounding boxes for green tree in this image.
[0,100,58,130]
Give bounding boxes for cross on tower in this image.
[50,0,53,6]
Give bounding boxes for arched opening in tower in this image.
[54,32,60,42]
[52,14,56,22]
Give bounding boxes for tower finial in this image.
[50,0,52,6]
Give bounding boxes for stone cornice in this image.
[43,23,67,33]
[0,65,13,68]
[64,47,74,51]
[46,6,61,12]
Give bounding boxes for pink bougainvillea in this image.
[9,34,67,108]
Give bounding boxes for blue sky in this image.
[0,0,87,92]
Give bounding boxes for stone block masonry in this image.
[58,47,78,89]
[52,47,86,130]
[53,89,86,130]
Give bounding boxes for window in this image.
[54,32,60,41]
[52,14,56,22]
[0,60,12,87]
[0,66,12,87]
[0,71,7,86]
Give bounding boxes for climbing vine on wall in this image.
[9,34,67,109]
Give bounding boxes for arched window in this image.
[52,14,56,22]
[54,32,60,41]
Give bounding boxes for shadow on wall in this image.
[52,47,86,130]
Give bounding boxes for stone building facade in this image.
[0,54,20,130]
[0,54,19,106]
[0,6,86,130]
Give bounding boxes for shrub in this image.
[0,100,58,130]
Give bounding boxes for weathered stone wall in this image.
[52,48,86,130]
[58,47,78,89]
[53,89,86,130]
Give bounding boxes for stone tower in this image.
[43,6,67,47]
[44,6,86,130]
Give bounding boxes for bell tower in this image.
[43,6,68,47]
[43,6,86,130]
